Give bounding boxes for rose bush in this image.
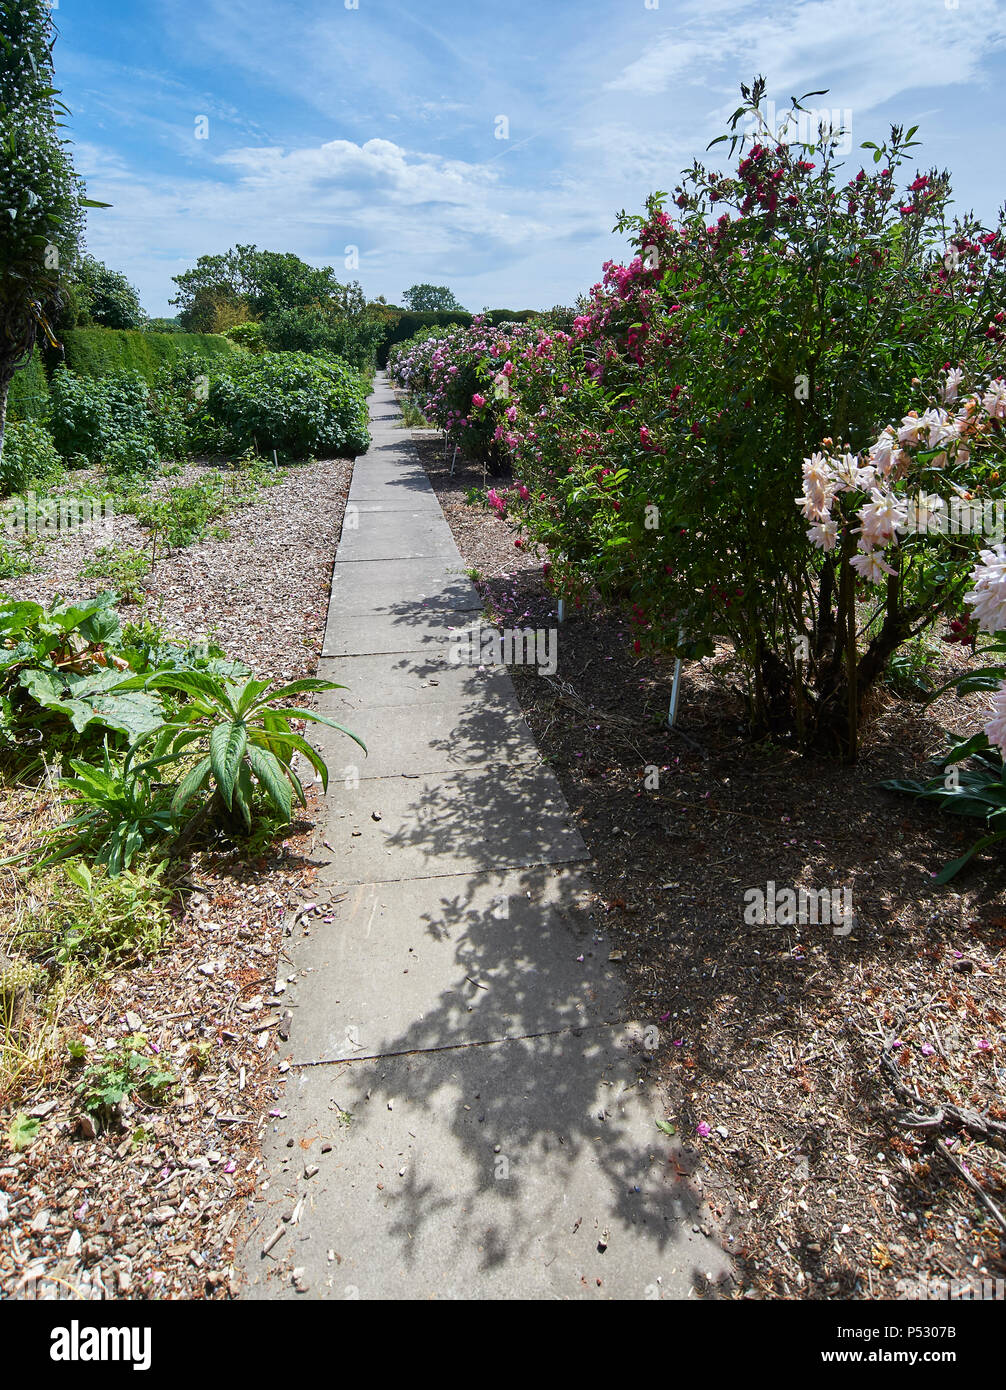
[388,318,546,471]
[412,81,1006,758]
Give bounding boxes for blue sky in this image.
[52,0,1006,316]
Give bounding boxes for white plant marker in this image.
[667,658,683,727]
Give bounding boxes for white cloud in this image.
[608,0,1006,113]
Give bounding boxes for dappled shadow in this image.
[244,375,731,1299]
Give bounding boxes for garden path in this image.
[238,373,731,1299]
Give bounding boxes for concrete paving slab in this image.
[285,866,620,1063]
[336,512,461,563]
[316,763,588,884]
[320,608,466,659]
[239,1026,732,1300]
[345,495,444,514]
[315,654,516,714]
[345,464,427,486]
[326,559,481,619]
[309,693,541,779]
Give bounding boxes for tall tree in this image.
[170,245,352,327]
[75,255,145,329]
[0,0,95,460]
[401,283,467,313]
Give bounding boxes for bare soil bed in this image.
[412,421,1006,1301]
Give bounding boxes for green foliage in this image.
[7,1113,40,1151]
[48,366,153,463]
[0,593,164,754]
[481,309,539,327]
[171,244,356,325]
[76,1034,177,1122]
[201,351,371,460]
[54,326,236,386]
[0,0,87,403]
[402,284,468,313]
[0,419,64,495]
[884,637,939,698]
[122,464,266,550]
[39,743,175,877]
[0,592,366,893]
[6,347,49,424]
[260,303,384,371]
[72,255,145,330]
[880,733,1006,882]
[42,858,173,964]
[124,476,226,549]
[881,632,1006,880]
[117,618,249,681]
[222,320,266,351]
[0,537,35,579]
[102,433,161,477]
[468,81,1006,755]
[79,545,152,604]
[35,670,367,874]
[397,394,430,428]
[140,671,365,833]
[377,310,473,367]
[144,317,184,334]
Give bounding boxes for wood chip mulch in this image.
[411,419,1006,1302]
[0,455,353,1300]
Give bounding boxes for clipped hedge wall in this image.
[7,348,51,424]
[375,309,540,366]
[50,327,238,385]
[481,309,539,327]
[377,311,471,367]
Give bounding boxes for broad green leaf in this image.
[246,744,292,823]
[171,755,212,819]
[234,761,255,831]
[210,721,247,809]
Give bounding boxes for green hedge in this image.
[377,311,471,367]
[481,309,539,326]
[50,327,238,384]
[7,348,50,424]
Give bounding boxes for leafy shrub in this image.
[103,433,160,477]
[0,594,164,754]
[35,671,367,875]
[445,82,1006,757]
[260,304,384,370]
[202,351,371,460]
[48,367,153,464]
[141,671,366,833]
[0,419,64,495]
[222,320,266,352]
[71,256,144,330]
